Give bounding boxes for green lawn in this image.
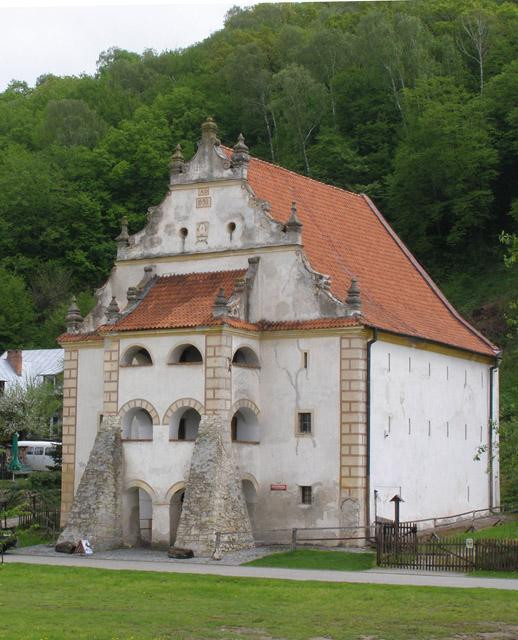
[446,519,518,541]
[0,564,517,640]
[245,549,376,571]
[15,526,56,548]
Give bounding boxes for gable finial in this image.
[213,287,229,317]
[105,296,120,323]
[286,201,303,235]
[116,216,129,247]
[170,144,185,175]
[201,117,219,145]
[346,277,362,316]
[65,296,83,333]
[232,133,250,167]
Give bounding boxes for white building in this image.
[59,118,499,549]
[0,349,63,394]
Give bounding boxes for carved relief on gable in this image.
[196,221,209,245]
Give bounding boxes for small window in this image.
[169,344,203,364]
[26,447,34,455]
[298,412,312,435]
[303,352,309,369]
[232,347,260,368]
[301,486,312,505]
[33,447,44,456]
[122,346,152,366]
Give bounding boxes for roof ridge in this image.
[221,145,363,200]
[361,195,499,355]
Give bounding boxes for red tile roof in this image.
[112,270,247,332]
[240,152,497,357]
[60,150,497,357]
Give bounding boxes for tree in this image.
[387,80,498,270]
[0,381,61,441]
[0,267,36,351]
[456,10,491,95]
[222,43,276,162]
[271,64,327,174]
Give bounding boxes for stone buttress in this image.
[57,415,123,551]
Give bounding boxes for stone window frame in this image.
[295,410,314,437]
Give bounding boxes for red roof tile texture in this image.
[112,270,247,331]
[242,154,497,356]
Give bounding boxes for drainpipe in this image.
[488,356,501,511]
[366,328,378,531]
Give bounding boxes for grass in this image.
[446,518,518,541]
[15,526,56,548]
[473,570,518,579]
[244,549,376,571]
[0,564,517,640]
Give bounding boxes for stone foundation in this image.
[174,413,254,556]
[57,415,123,551]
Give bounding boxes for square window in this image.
[301,486,312,505]
[298,412,312,434]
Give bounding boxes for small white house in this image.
[58,119,500,550]
[0,349,63,394]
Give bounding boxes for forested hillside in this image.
[0,1,517,498]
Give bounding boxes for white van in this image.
[18,441,61,472]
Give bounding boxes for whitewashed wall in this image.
[252,335,342,530]
[75,347,104,488]
[370,339,493,523]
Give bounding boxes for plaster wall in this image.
[251,336,342,530]
[122,181,287,259]
[370,340,493,523]
[74,347,104,489]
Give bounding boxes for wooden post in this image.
[291,528,297,551]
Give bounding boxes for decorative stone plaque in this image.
[196,221,209,244]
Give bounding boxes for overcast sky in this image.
[0,1,260,91]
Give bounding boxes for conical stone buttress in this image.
[174,413,254,556]
[57,415,123,551]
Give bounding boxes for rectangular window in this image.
[33,447,44,456]
[301,486,312,505]
[303,351,309,369]
[298,412,312,435]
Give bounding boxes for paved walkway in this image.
[3,551,518,590]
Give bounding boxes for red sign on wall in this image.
[270,484,287,491]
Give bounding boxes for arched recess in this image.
[230,400,260,443]
[162,398,204,425]
[122,480,156,547]
[119,399,160,425]
[121,345,153,366]
[241,474,259,531]
[168,482,186,546]
[230,399,260,418]
[168,344,203,364]
[119,400,160,440]
[232,346,260,368]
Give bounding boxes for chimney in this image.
[7,349,22,376]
